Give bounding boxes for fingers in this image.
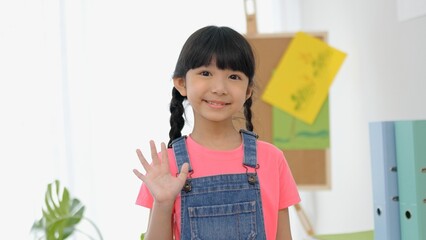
[132,168,146,181]
[134,141,177,182]
[177,162,189,183]
[134,141,170,174]
[149,140,160,165]
[160,142,170,169]
[136,149,152,172]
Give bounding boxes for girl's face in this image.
[174,59,252,126]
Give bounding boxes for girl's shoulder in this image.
[257,140,283,153]
[256,140,286,160]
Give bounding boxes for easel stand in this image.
[242,0,322,236]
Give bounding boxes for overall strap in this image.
[171,136,193,173]
[240,129,258,168]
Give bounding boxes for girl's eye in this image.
[200,71,211,77]
[229,74,242,80]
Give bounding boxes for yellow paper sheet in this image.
[262,32,346,124]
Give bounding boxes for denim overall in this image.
[171,129,267,240]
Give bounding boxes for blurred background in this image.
[1,0,425,239]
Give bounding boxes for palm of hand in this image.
[133,141,189,204]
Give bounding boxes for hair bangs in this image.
[173,26,255,81]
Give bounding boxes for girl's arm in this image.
[133,141,189,240]
[144,205,173,240]
[276,208,293,240]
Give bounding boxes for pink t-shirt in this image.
[136,135,300,239]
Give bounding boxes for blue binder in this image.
[369,121,401,240]
[395,120,426,240]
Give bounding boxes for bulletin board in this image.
[235,32,331,190]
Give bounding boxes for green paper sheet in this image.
[273,97,330,150]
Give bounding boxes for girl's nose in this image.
[211,77,228,95]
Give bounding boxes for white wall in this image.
[3,0,425,238]
[0,0,283,239]
[297,0,426,235]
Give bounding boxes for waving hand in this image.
[133,141,189,204]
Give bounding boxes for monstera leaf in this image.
[31,180,102,240]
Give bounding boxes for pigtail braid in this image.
[244,96,254,132]
[168,87,186,147]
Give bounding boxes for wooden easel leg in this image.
[294,203,315,236]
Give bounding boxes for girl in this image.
[133,25,300,240]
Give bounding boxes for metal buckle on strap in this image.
[183,179,192,193]
[179,170,194,193]
[243,164,260,185]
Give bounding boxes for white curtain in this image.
[0,1,71,238]
[2,0,307,239]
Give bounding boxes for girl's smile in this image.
[203,99,230,109]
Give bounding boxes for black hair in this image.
[168,26,256,147]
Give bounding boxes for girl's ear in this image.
[246,86,253,100]
[173,77,187,96]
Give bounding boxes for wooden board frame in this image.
[236,32,331,190]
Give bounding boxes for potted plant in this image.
[31,180,103,240]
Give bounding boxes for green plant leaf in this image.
[44,184,58,221]
[31,218,44,232]
[31,180,86,240]
[59,187,70,215]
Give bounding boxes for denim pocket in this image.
[188,201,257,240]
